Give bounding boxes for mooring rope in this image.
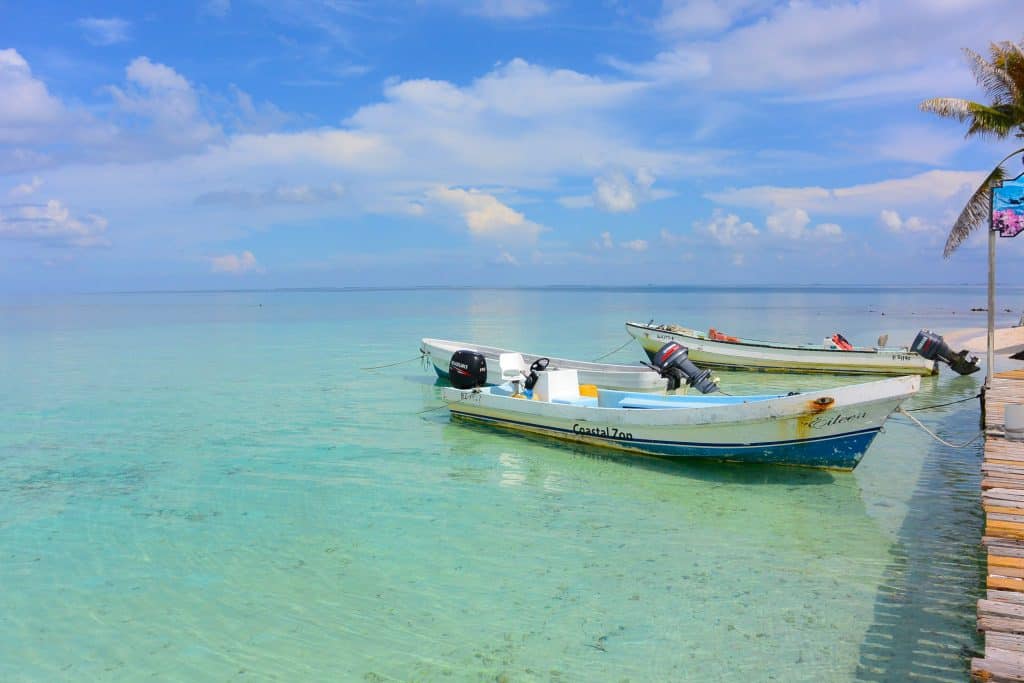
[904,392,982,412]
[591,338,635,362]
[360,353,426,371]
[896,406,985,449]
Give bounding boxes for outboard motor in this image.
[910,330,980,376]
[449,350,488,389]
[651,342,719,394]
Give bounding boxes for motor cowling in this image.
[449,350,488,389]
[910,330,980,375]
[651,342,719,394]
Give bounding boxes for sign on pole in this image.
[993,172,1024,238]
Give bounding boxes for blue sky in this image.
[2,0,1024,291]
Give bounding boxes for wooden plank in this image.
[989,632,1024,652]
[987,523,1024,541]
[973,656,1024,682]
[990,591,1024,605]
[992,556,1024,570]
[990,565,1024,580]
[980,599,1024,618]
[988,506,1024,516]
[987,647,1024,669]
[979,613,1024,632]
[996,370,1024,380]
[988,576,1024,592]
[985,539,1024,557]
[990,513,1024,525]
[984,479,1024,491]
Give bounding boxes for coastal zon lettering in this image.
[572,424,633,440]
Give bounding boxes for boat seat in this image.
[498,352,527,382]
[534,369,580,403]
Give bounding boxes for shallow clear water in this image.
[0,286,1015,681]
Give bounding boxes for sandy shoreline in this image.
[943,325,1024,355]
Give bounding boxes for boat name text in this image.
[807,411,867,429]
[572,423,634,440]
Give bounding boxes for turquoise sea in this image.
[1,286,1018,681]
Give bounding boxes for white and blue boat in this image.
[421,337,668,392]
[441,359,919,470]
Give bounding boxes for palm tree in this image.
[921,40,1024,256]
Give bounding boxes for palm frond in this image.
[998,42,1024,96]
[920,97,975,122]
[965,103,1017,138]
[943,165,1005,258]
[966,46,1019,104]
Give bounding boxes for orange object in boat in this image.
[579,384,599,398]
[708,328,739,343]
[831,333,854,351]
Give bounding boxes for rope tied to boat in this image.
[896,406,984,449]
[360,352,427,371]
[591,337,636,362]
[903,392,982,412]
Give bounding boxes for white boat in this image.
[421,337,668,392]
[626,322,938,376]
[441,361,920,470]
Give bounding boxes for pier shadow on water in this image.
[853,411,985,681]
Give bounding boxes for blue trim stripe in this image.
[449,410,881,469]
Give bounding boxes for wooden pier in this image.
[973,372,1024,681]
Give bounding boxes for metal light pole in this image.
[987,221,996,388]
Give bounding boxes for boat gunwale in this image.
[625,321,912,357]
[421,337,656,374]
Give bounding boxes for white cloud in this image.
[210,250,260,274]
[429,186,543,240]
[466,0,550,18]
[611,0,1023,98]
[594,172,638,213]
[0,49,65,142]
[592,169,661,213]
[593,231,649,251]
[879,209,934,233]
[0,199,108,247]
[869,125,966,166]
[108,57,220,149]
[77,17,131,46]
[694,209,758,246]
[815,223,843,238]
[203,0,231,17]
[766,208,810,239]
[606,49,711,82]
[707,170,985,216]
[659,0,765,36]
[496,250,519,265]
[621,239,648,252]
[195,183,345,207]
[660,228,685,246]
[9,176,42,198]
[766,208,843,240]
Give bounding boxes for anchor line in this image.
[896,407,984,449]
[591,337,635,362]
[360,352,426,371]
[903,392,982,412]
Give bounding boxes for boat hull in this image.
[626,322,937,376]
[441,375,919,469]
[421,337,667,392]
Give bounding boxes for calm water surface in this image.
[0,287,1016,681]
